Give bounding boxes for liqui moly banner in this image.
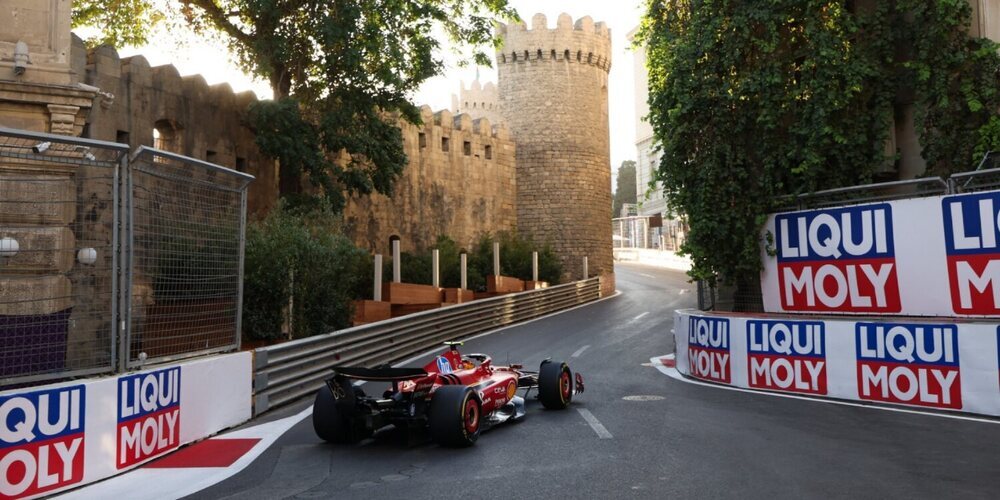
[0,352,251,499]
[762,189,1000,317]
[0,386,85,499]
[674,310,1000,418]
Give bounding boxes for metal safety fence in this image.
[0,127,251,388]
[612,215,685,251]
[252,277,603,415]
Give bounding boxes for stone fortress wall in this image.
[342,107,517,254]
[452,78,502,125]
[74,41,278,216]
[495,13,614,286]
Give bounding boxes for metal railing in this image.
[0,127,252,388]
[252,277,603,415]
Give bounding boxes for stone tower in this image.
[452,76,502,125]
[496,13,614,290]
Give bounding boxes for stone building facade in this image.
[496,13,614,287]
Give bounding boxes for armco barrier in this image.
[253,277,603,415]
[0,352,251,499]
[674,309,1000,417]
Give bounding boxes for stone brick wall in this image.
[342,106,517,254]
[496,13,614,284]
[73,42,278,216]
[453,79,502,125]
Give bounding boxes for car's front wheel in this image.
[538,360,573,410]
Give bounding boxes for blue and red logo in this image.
[687,316,730,383]
[117,367,181,469]
[747,320,826,395]
[942,192,1000,314]
[0,385,85,499]
[775,205,900,313]
[856,322,961,409]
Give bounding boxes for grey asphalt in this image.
[189,263,1000,499]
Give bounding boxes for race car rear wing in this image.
[332,366,429,381]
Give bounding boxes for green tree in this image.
[638,0,1000,291]
[72,0,163,47]
[612,160,637,218]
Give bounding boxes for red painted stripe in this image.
[144,438,260,468]
[659,357,676,368]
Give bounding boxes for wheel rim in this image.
[464,397,480,434]
[560,370,571,401]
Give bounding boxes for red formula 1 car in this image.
[312,342,584,447]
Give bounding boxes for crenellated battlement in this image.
[496,13,612,73]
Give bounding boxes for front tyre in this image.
[429,386,481,447]
[538,360,573,410]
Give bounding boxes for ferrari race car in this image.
[312,342,584,447]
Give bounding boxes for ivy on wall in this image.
[638,0,1000,288]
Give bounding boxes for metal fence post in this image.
[235,189,247,349]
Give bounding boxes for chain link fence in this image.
[126,148,250,367]
[0,127,251,388]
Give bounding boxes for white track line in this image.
[577,408,613,439]
[639,273,655,279]
[633,312,649,321]
[571,345,590,358]
[650,355,1000,426]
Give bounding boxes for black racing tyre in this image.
[313,378,362,443]
[538,360,573,410]
[429,386,481,447]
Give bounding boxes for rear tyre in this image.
[538,360,573,410]
[313,378,363,443]
[429,386,481,447]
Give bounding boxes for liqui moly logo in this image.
[0,386,85,499]
[117,367,181,469]
[687,317,730,383]
[747,320,826,395]
[775,205,901,313]
[855,323,961,409]
[942,192,1000,314]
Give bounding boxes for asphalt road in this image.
[190,263,1000,499]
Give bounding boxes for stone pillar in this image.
[0,0,103,377]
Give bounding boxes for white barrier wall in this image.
[0,352,252,499]
[675,310,1000,416]
[761,189,1000,317]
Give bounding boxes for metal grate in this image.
[774,177,950,212]
[126,148,251,367]
[0,129,127,386]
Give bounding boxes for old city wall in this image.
[73,40,277,216]
[497,14,614,288]
[453,79,503,126]
[342,106,517,254]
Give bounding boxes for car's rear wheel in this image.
[538,360,573,410]
[313,378,363,443]
[429,386,481,447]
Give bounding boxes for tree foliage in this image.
[638,0,1000,286]
[612,160,637,218]
[72,0,164,48]
[177,0,518,209]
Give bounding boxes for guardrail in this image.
[252,277,603,415]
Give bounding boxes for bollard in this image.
[392,239,401,283]
[461,253,468,290]
[583,256,589,280]
[432,249,440,287]
[493,241,500,276]
[374,254,383,301]
[532,251,539,282]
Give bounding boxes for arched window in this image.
[153,119,182,153]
